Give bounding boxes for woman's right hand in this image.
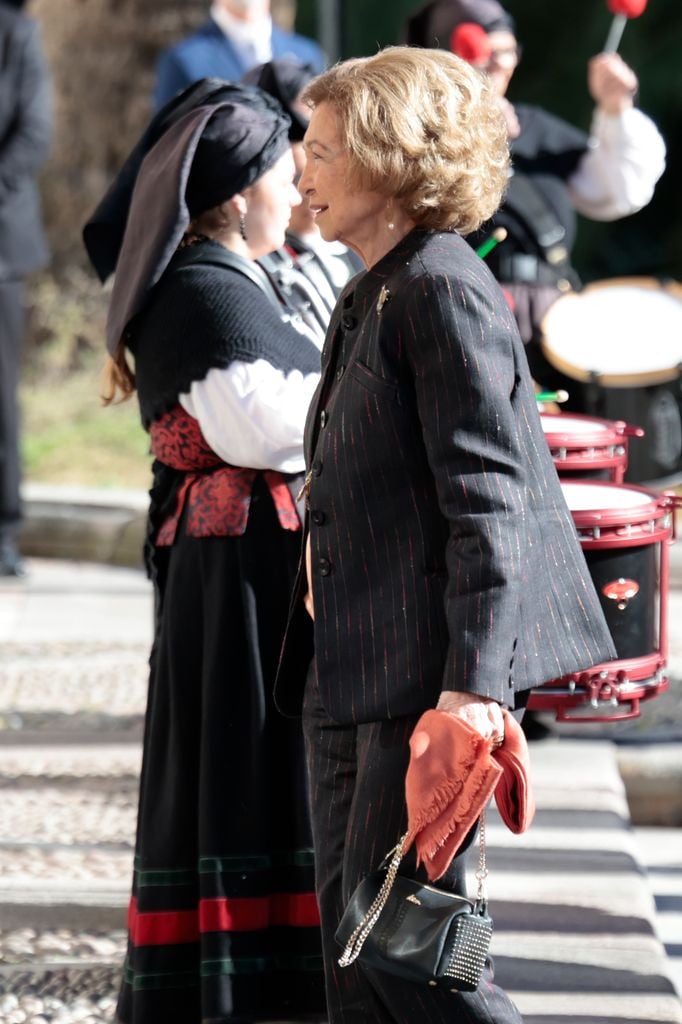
[436,690,505,746]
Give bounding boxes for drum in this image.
[540,278,682,486]
[540,412,643,483]
[527,480,678,721]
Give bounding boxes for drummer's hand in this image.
[436,690,505,746]
[588,53,638,115]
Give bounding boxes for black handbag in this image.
[335,814,493,991]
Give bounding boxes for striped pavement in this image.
[0,560,681,1023]
[488,739,682,1024]
[634,827,682,999]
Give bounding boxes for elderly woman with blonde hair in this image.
[275,45,615,1022]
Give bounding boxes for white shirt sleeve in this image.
[179,360,320,473]
[567,107,666,221]
[561,108,663,220]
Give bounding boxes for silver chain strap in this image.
[475,811,488,903]
[338,812,488,968]
[338,832,409,966]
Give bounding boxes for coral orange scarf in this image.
[405,709,535,880]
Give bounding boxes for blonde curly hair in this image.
[303,46,510,235]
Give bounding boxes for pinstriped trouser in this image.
[302,670,524,1024]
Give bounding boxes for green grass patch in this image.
[20,361,151,490]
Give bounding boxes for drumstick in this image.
[536,390,569,404]
[604,0,647,53]
[476,227,508,260]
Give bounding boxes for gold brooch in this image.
[376,285,391,315]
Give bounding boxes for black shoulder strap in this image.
[505,172,566,251]
[170,244,285,312]
[504,172,579,287]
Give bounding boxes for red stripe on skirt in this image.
[127,892,320,946]
[128,897,200,946]
[200,892,320,932]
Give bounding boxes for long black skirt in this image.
[116,480,325,1023]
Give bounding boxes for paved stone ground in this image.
[1,560,681,1023]
[635,827,682,1000]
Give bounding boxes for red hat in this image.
[406,0,515,50]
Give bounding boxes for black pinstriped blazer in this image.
[275,228,616,725]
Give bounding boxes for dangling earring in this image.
[386,202,395,231]
[239,214,248,241]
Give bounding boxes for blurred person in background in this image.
[154,0,325,111]
[0,0,52,577]
[245,57,361,342]
[407,0,666,372]
[93,88,325,1023]
[408,0,666,743]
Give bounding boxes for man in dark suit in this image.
[154,0,325,111]
[0,0,52,577]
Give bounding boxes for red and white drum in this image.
[540,278,682,485]
[540,412,643,483]
[528,480,679,721]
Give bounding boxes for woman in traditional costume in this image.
[100,89,325,1024]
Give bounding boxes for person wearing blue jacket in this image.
[154,0,325,110]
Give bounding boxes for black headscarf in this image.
[83,79,281,283]
[184,101,290,217]
[104,97,290,356]
[242,58,316,141]
[406,0,515,48]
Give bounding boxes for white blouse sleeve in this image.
[179,360,320,473]
[567,107,666,221]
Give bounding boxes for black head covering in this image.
[406,0,515,48]
[83,79,279,283]
[184,100,290,216]
[242,58,316,141]
[104,98,290,356]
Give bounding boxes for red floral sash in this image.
[149,405,301,545]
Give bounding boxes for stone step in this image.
[0,962,121,1011]
[0,643,148,743]
[0,881,129,931]
[0,640,148,745]
[0,743,142,779]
